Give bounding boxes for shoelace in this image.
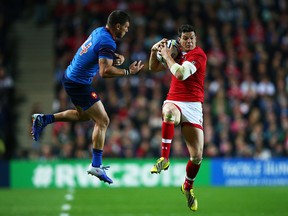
[100,165,110,171]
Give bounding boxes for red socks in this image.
[161,122,174,159]
[183,159,201,190]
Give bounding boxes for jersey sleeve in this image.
[97,34,116,60]
[97,44,115,60]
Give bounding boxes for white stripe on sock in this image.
[186,176,195,181]
[162,138,172,143]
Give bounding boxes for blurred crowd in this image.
[0,0,51,159]
[0,1,21,159]
[2,0,288,160]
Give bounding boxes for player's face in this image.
[115,21,130,39]
[178,31,196,52]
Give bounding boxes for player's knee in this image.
[102,114,110,128]
[163,112,176,123]
[96,114,110,129]
[190,156,202,165]
[163,108,178,124]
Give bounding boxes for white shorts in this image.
[164,100,203,130]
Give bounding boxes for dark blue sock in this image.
[92,149,103,167]
[44,114,55,125]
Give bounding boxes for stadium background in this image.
[0,0,288,215]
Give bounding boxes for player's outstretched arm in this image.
[99,58,144,78]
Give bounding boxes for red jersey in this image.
[166,46,207,102]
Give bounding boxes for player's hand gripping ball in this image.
[156,39,180,65]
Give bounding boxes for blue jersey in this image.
[66,27,116,84]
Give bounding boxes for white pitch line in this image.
[65,194,74,201]
[59,188,74,216]
[61,204,71,211]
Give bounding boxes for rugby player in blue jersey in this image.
[31,10,144,184]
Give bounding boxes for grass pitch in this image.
[0,186,287,216]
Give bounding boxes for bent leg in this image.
[150,102,181,174]
[31,107,88,141]
[161,102,181,159]
[180,125,203,211]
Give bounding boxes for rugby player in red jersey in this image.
[149,24,207,211]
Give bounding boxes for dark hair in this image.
[107,10,130,27]
[178,24,196,37]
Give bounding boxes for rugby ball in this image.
[156,39,180,65]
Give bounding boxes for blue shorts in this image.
[62,75,100,111]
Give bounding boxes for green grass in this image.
[0,186,287,216]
